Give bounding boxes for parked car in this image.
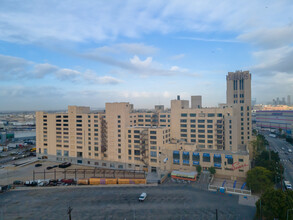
[35,163,42,167]
[138,192,147,202]
[58,162,71,168]
[46,166,53,170]
[29,152,36,156]
[52,165,58,168]
[49,180,58,186]
[13,180,24,185]
[24,181,37,187]
[61,179,75,185]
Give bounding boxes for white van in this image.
[284,181,292,190]
[138,192,147,202]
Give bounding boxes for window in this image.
[181,113,187,117]
[150,131,156,134]
[180,124,187,127]
[190,113,196,117]
[77,152,83,157]
[150,151,157,157]
[56,150,62,156]
[198,120,205,123]
[217,114,222,117]
[203,153,210,162]
[64,151,69,157]
[134,150,140,156]
[213,154,222,163]
[44,149,48,155]
[180,119,187,123]
[239,158,244,162]
[208,113,215,117]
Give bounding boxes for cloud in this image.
[0,1,292,44]
[81,50,196,77]
[170,54,185,60]
[0,54,31,80]
[91,43,158,56]
[170,66,188,72]
[177,37,239,43]
[238,26,293,49]
[0,54,122,84]
[251,46,293,74]
[33,63,58,78]
[130,55,152,67]
[82,70,123,84]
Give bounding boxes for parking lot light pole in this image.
[287,208,293,220]
[67,206,72,220]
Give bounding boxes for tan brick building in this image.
[36,71,252,179]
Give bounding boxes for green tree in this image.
[208,166,216,175]
[251,134,269,160]
[255,150,283,183]
[196,165,202,174]
[252,129,257,136]
[246,167,273,193]
[255,189,292,220]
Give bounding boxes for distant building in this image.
[256,110,293,136]
[288,95,291,106]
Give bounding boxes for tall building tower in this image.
[226,70,252,148]
[288,95,291,106]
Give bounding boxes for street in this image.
[262,132,293,184]
[0,185,255,219]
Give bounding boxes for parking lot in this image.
[0,185,255,219]
[0,160,97,185]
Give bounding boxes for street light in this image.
[287,208,293,220]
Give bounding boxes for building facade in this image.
[36,71,252,179]
[256,110,293,136]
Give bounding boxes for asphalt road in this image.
[0,185,255,220]
[262,132,293,184]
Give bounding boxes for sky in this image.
[0,0,293,111]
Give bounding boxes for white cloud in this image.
[0,54,122,85]
[0,1,292,44]
[130,55,152,67]
[170,54,185,60]
[178,37,239,43]
[33,63,58,78]
[251,46,293,74]
[91,43,158,56]
[238,26,293,49]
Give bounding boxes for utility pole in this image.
[67,206,72,220]
[216,209,218,220]
[258,198,262,220]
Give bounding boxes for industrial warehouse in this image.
[36,71,252,181]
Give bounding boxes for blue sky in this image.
[0,0,293,111]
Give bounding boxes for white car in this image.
[139,192,147,202]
